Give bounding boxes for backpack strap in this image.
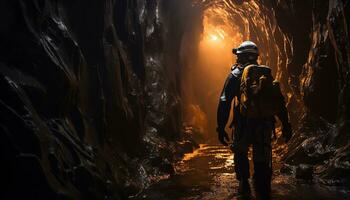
[231,64,244,78]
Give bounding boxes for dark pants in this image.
[232,118,274,197]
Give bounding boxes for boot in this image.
[253,175,271,200]
[238,179,251,196]
[253,162,272,200]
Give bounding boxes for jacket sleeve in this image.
[217,73,237,130]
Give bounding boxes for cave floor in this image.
[131,144,350,200]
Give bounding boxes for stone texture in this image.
[0,0,193,199]
[1,0,349,199]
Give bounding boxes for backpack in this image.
[239,64,283,118]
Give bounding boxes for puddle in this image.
[130,144,350,200]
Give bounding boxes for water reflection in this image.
[131,144,350,200]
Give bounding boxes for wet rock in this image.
[285,134,334,165]
[317,142,350,186]
[176,140,197,156]
[296,164,314,180]
[280,164,294,175]
[159,161,175,175]
[270,0,350,186]
[0,0,193,198]
[1,0,350,198]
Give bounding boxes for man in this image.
[216,41,292,199]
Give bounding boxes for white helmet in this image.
[233,41,259,55]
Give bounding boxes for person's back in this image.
[239,64,286,119]
[216,41,292,199]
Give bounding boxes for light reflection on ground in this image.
[131,144,350,200]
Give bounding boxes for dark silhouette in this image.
[216,41,292,199]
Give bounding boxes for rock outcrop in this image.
[0,0,194,199]
[271,0,350,185]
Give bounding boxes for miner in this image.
[216,41,292,199]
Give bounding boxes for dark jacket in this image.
[217,64,244,131]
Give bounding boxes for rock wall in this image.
[0,0,193,199]
[0,0,349,199]
[268,0,350,185]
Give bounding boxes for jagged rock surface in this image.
[271,0,350,185]
[0,0,193,199]
[0,0,349,199]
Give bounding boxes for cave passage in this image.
[134,0,350,199]
[182,6,242,140]
[181,0,292,142]
[1,0,349,199]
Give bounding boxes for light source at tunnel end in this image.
[210,35,219,41]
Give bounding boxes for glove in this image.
[282,122,292,143]
[217,127,230,146]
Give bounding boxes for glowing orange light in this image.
[210,35,219,41]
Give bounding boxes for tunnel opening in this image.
[181,0,293,142]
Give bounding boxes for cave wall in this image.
[0,0,192,199]
[267,0,350,184]
[0,0,349,198]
